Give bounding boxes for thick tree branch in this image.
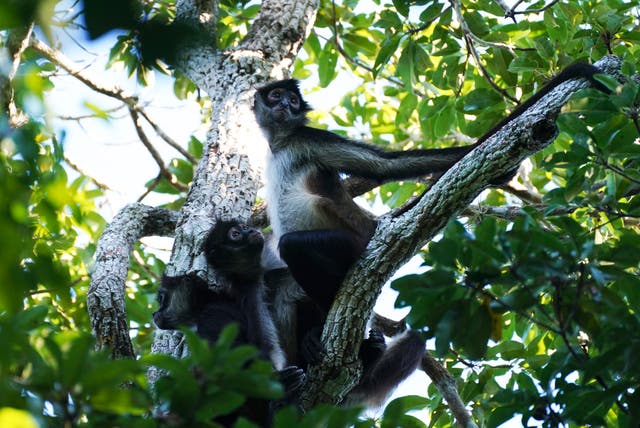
[174,0,219,33]
[87,204,179,358]
[242,0,318,78]
[173,0,220,94]
[301,55,622,408]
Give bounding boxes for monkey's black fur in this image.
[254,64,609,406]
[256,66,610,302]
[255,64,610,301]
[154,220,304,425]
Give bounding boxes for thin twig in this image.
[511,0,562,16]
[466,282,563,334]
[30,37,195,162]
[64,155,111,190]
[450,0,519,104]
[129,108,189,193]
[134,107,197,163]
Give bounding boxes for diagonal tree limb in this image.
[301,55,622,409]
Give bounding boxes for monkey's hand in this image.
[300,327,324,366]
[270,366,306,414]
[360,328,387,368]
[278,365,306,397]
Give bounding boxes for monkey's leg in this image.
[348,330,425,407]
[278,229,361,309]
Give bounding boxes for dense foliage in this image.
[1,0,638,426]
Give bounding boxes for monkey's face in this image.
[206,221,265,283]
[227,223,264,248]
[254,79,310,132]
[265,87,302,121]
[153,275,204,330]
[215,223,264,274]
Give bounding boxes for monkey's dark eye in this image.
[268,89,282,104]
[157,290,166,306]
[289,94,300,109]
[228,227,242,241]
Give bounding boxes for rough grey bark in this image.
[1,25,33,127]
[300,55,622,408]
[87,204,179,358]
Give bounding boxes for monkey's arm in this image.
[346,330,425,407]
[301,126,474,180]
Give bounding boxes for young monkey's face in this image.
[153,276,196,330]
[207,222,264,284]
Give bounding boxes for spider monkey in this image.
[254,65,610,305]
[253,64,609,405]
[153,220,304,425]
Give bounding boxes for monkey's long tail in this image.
[346,330,425,408]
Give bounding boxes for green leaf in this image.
[428,238,459,266]
[419,2,444,22]
[318,43,338,87]
[396,93,418,125]
[202,390,245,419]
[169,158,194,185]
[460,305,491,359]
[373,34,402,78]
[381,395,429,428]
[342,33,378,57]
[392,0,410,17]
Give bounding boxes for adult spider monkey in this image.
[153,220,304,425]
[254,64,610,306]
[253,64,609,405]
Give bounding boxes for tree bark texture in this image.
[87,204,179,358]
